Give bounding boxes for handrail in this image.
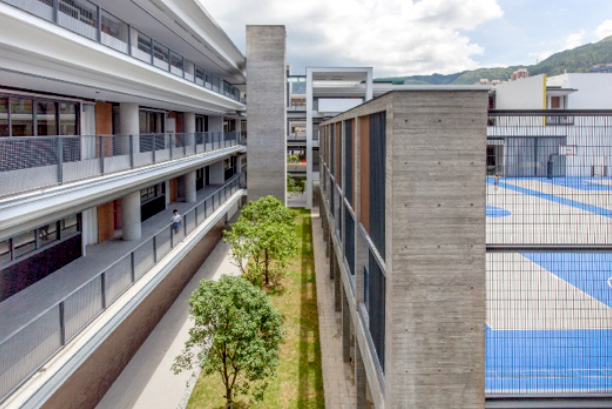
[0,132,243,197]
[0,172,245,402]
[1,0,242,102]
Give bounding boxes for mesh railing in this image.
[1,0,242,102]
[485,111,612,397]
[0,174,245,403]
[0,132,241,197]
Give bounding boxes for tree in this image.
[173,276,283,409]
[224,196,298,288]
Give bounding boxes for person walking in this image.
[171,209,182,234]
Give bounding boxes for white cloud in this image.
[596,19,612,40]
[199,0,503,76]
[562,30,586,50]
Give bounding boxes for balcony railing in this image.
[2,0,242,102]
[287,132,307,141]
[0,132,243,197]
[0,174,245,403]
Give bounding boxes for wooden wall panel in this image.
[97,202,114,243]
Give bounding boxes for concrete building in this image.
[0,0,247,407]
[318,89,489,408]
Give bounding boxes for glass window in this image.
[61,215,79,236]
[37,100,57,136]
[0,239,11,265]
[11,99,33,136]
[59,102,77,135]
[0,97,8,137]
[13,230,36,259]
[38,222,58,246]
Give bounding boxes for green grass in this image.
[186,208,324,409]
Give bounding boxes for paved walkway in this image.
[311,209,356,409]
[95,240,241,409]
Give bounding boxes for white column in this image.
[185,112,196,151]
[209,160,225,184]
[185,170,197,202]
[120,102,139,155]
[122,191,141,241]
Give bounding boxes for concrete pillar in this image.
[355,344,368,409]
[121,191,141,241]
[208,116,224,149]
[119,102,139,156]
[184,112,196,150]
[185,170,197,202]
[246,25,287,204]
[342,286,351,363]
[209,161,225,184]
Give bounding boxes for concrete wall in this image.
[494,74,546,109]
[40,219,225,409]
[319,90,488,409]
[564,73,612,109]
[246,25,287,204]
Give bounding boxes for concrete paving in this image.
[311,209,356,409]
[95,240,241,409]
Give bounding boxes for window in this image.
[59,102,78,135]
[369,112,386,260]
[61,214,79,236]
[13,230,36,259]
[344,120,353,204]
[37,100,57,136]
[344,205,355,275]
[38,222,59,246]
[368,251,385,370]
[0,97,8,137]
[0,239,10,265]
[140,183,164,204]
[11,98,33,136]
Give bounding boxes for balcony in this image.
[0,132,243,197]
[545,115,575,126]
[0,174,245,403]
[1,0,242,102]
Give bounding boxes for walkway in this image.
[311,209,356,409]
[95,240,241,409]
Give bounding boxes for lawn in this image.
[186,208,324,409]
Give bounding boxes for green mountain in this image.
[376,36,612,85]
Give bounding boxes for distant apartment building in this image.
[0,0,247,407]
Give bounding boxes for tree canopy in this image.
[173,275,283,409]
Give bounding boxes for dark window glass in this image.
[369,112,386,260]
[368,251,385,371]
[59,102,78,135]
[13,230,36,258]
[0,97,8,137]
[11,99,33,136]
[37,101,57,136]
[0,239,10,265]
[344,120,353,203]
[344,205,355,275]
[38,222,58,246]
[61,214,79,236]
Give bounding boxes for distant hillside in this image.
[376,36,612,85]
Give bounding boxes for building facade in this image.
[0,0,247,407]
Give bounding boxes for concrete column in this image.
[246,26,287,204]
[119,102,139,156]
[185,170,197,202]
[342,286,351,363]
[208,116,224,149]
[355,343,368,409]
[209,161,225,184]
[305,69,314,209]
[121,191,141,241]
[184,112,196,151]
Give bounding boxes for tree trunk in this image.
[226,387,233,409]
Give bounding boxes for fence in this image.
[485,111,612,397]
[0,132,242,197]
[0,174,244,403]
[2,0,241,102]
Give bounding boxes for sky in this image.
[199,0,612,78]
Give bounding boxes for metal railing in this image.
[485,111,612,398]
[2,0,242,102]
[0,132,242,197]
[0,173,245,403]
[287,132,307,141]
